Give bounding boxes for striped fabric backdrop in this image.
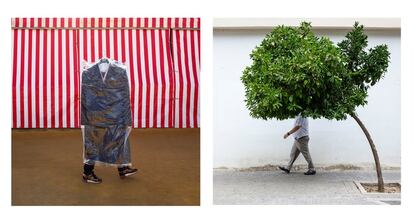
[12,17,200,129]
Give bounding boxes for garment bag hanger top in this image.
[98,57,111,81]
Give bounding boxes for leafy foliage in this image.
[241,22,390,121]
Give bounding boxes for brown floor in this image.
[12,128,200,205]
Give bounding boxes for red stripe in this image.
[127,18,136,127]
[12,17,200,129]
[136,18,143,128]
[113,18,119,60]
[83,18,88,61]
[121,18,126,62]
[106,18,110,58]
[43,19,49,128]
[66,19,71,127]
[182,18,192,128]
[90,19,95,61]
[19,18,26,128]
[50,18,56,128]
[58,18,63,128]
[167,18,175,128]
[27,18,33,128]
[159,19,166,128]
[151,18,158,127]
[175,19,184,128]
[74,20,80,127]
[35,18,41,128]
[98,18,103,59]
[190,19,199,127]
[143,18,151,128]
[12,20,19,128]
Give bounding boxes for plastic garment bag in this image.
[81,58,132,166]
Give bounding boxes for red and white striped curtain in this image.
[11,18,200,129]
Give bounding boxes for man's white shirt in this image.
[293,114,309,139]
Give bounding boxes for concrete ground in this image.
[214,169,400,205]
[12,128,199,205]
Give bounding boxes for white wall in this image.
[213,28,401,168]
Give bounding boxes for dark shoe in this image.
[304,169,316,175]
[278,166,290,174]
[82,172,102,184]
[118,166,138,178]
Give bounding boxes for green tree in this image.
[241,22,390,192]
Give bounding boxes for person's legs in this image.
[82,162,102,184]
[83,163,95,175]
[118,165,138,178]
[296,137,315,174]
[287,141,300,170]
[279,141,300,173]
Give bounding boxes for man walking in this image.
[81,58,138,184]
[278,113,316,175]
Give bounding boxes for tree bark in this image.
[351,112,385,192]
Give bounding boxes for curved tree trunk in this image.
[351,112,384,192]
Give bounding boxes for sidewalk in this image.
[214,169,400,205]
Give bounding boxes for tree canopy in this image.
[241,22,390,121]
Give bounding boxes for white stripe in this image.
[47,30,52,128]
[109,29,114,58]
[147,29,155,128]
[131,29,139,127]
[179,30,188,128]
[139,30,147,127]
[69,30,75,128]
[56,18,61,28]
[23,27,29,128]
[94,27,99,62]
[15,29,22,128]
[79,28,84,62]
[140,18,147,127]
[186,18,191,28]
[154,29,162,127]
[102,29,107,58]
[18,18,23,28]
[173,29,180,128]
[54,29,59,128]
[194,29,200,127]
[62,30,67,127]
[186,30,195,128]
[140,18,145,28]
[117,28,122,61]
[86,28,91,62]
[140,18,149,128]
[162,30,170,128]
[31,28,37,127]
[39,30,44,128]
[194,29,200,78]
[178,19,188,128]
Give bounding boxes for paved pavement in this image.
[214,169,400,205]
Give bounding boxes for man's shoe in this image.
[82,172,102,184]
[304,169,316,175]
[278,166,290,174]
[119,166,138,178]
